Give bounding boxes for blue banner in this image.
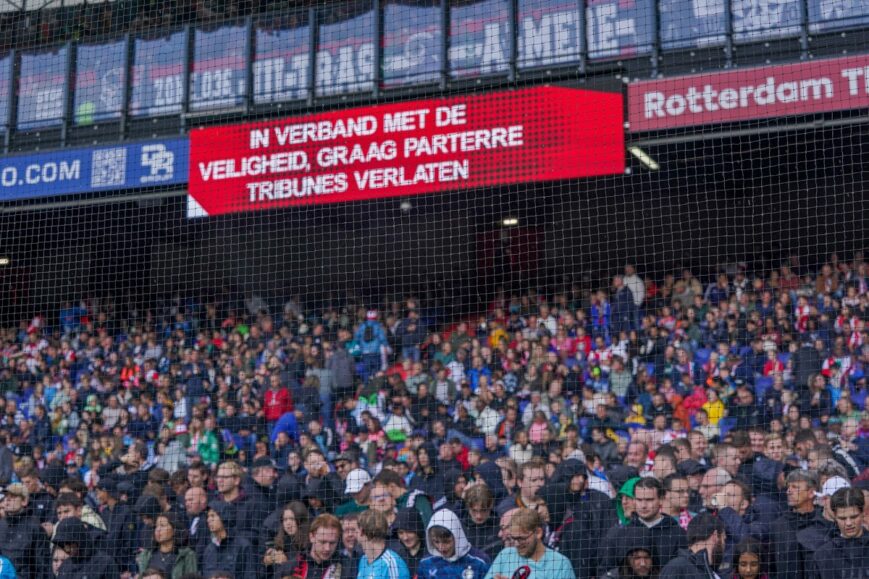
[586,0,654,60]
[130,31,187,117]
[0,55,10,129]
[190,25,248,111]
[383,1,442,86]
[449,0,511,78]
[18,48,68,130]
[316,2,375,96]
[517,0,582,69]
[253,14,310,104]
[808,0,869,32]
[732,0,802,41]
[660,0,727,48]
[74,40,126,125]
[0,138,188,201]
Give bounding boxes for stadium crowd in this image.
[0,256,866,579]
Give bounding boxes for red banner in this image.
[187,86,624,217]
[629,53,869,132]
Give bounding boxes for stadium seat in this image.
[718,418,738,439]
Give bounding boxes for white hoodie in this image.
[426,509,472,562]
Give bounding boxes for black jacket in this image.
[659,548,719,579]
[598,515,688,577]
[811,532,869,579]
[202,530,257,579]
[52,518,118,579]
[769,508,832,579]
[100,501,137,571]
[0,508,50,579]
[599,525,656,579]
[184,511,210,566]
[558,488,619,579]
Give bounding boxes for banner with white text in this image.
[187,86,625,217]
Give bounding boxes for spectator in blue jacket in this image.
[355,311,389,381]
[418,508,491,579]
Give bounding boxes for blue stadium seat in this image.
[694,348,712,365]
[718,418,738,439]
[755,376,773,400]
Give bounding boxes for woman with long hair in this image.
[261,502,310,577]
[136,513,198,579]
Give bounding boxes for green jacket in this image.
[334,499,369,517]
[137,547,198,579]
[198,430,220,466]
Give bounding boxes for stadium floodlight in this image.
[0,258,10,266]
[628,146,660,170]
[502,217,519,226]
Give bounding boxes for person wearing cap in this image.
[51,517,117,579]
[335,468,372,517]
[202,501,257,579]
[810,487,868,579]
[355,311,388,382]
[246,457,283,527]
[0,482,51,579]
[95,477,137,574]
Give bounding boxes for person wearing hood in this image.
[51,517,117,579]
[768,470,833,579]
[391,507,427,578]
[659,513,726,579]
[811,488,869,579]
[202,501,257,579]
[411,443,446,500]
[598,478,687,577]
[557,462,618,579]
[460,484,500,558]
[435,469,469,516]
[614,477,641,526]
[601,526,657,579]
[418,509,491,579]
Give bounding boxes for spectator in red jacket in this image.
[264,372,293,425]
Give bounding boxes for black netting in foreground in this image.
[0,1,865,579]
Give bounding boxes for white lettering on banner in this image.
[153,75,184,109]
[34,87,64,122]
[268,116,378,147]
[731,0,801,38]
[354,161,469,189]
[199,152,310,181]
[190,69,245,105]
[0,161,80,188]
[253,55,309,102]
[197,95,543,210]
[643,76,835,119]
[246,173,349,200]
[316,44,375,95]
[520,10,581,65]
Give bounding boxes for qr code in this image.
[91,147,127,188]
